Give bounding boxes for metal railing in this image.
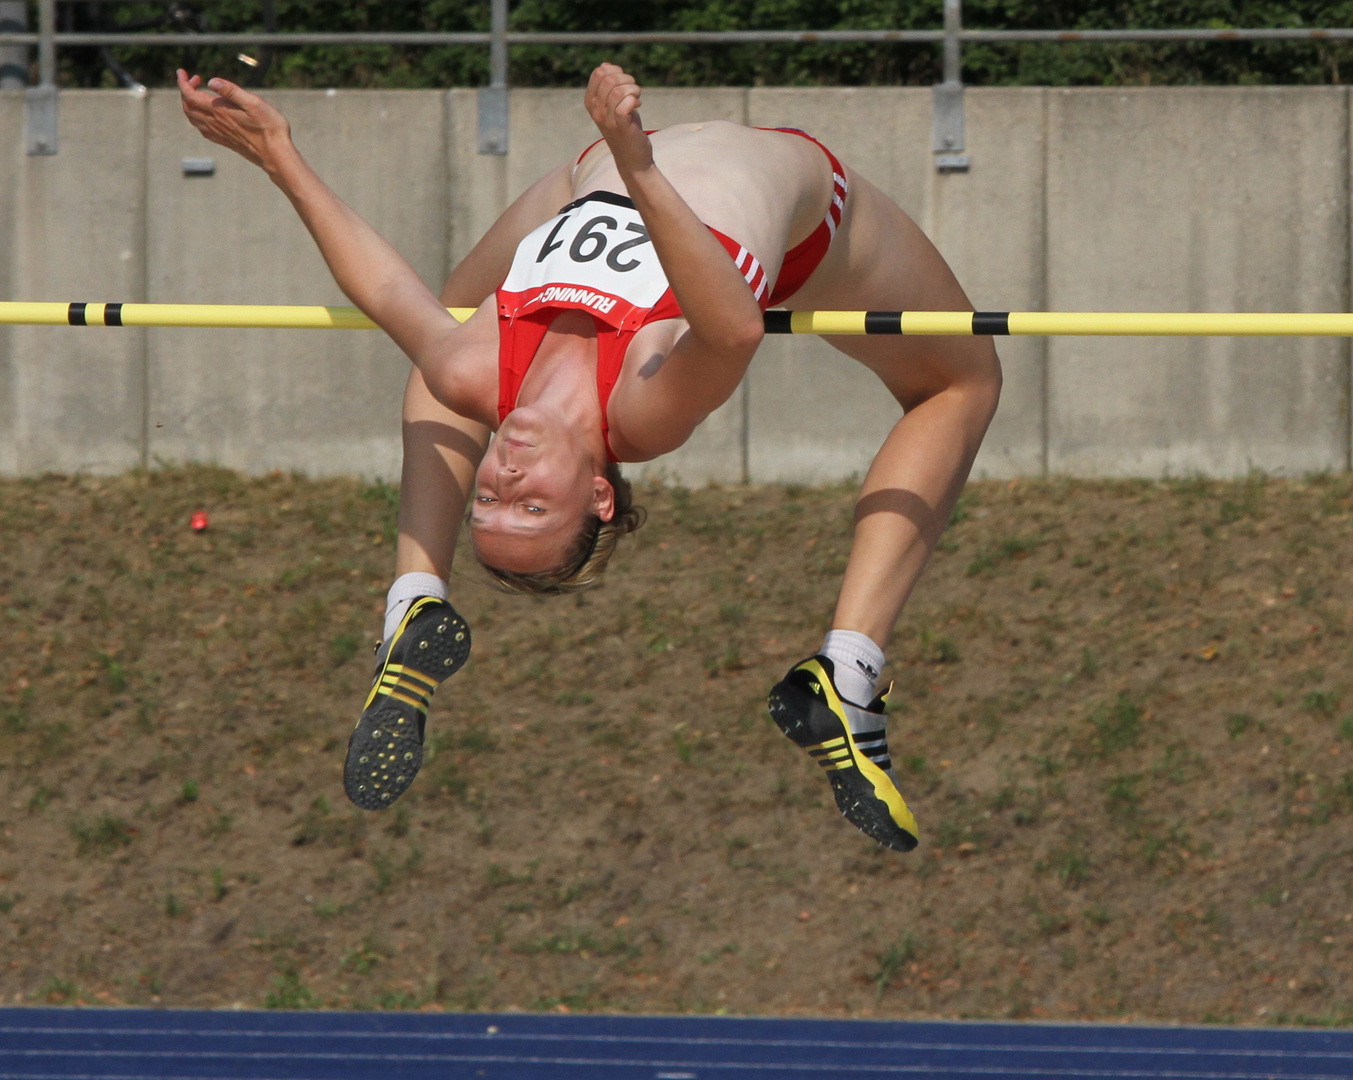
[4,0,1351,158]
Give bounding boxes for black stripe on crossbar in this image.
[68,302,86,326]
[865,311,902,334]
[763,310,792,335]
[105,303,123,327]
[972,311,1011,336]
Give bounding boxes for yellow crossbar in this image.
[5,302,1353,336]
[1005,312,1353,337]
[0,302,474,329]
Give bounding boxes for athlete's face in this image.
[470,407,615,574]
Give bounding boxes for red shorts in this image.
[574,126,848,307]
[759,128,848,307]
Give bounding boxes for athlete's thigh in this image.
[786,172,999,410]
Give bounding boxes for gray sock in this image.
[383,572,449,642]
[820,629,885,709]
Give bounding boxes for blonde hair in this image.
[480,463,646,595]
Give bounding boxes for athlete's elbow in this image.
[725,310,765,359]
[689,311,763,367]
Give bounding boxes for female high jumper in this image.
[178,62,1001,852]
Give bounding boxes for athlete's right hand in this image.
[585,63,654,176]
[177,69,292,173]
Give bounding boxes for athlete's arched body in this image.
[178,63,1002,851]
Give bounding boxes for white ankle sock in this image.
[820,629,885,708]
[383,572,449,642]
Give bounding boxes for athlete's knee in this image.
[943,339,1001,415]
[948,370,1001,443]
[894,339,1001,420]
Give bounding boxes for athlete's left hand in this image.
[585,63,654,175]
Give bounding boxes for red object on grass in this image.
[191,511,209,533]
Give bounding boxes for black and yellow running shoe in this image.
[343,596,470,811]
[767,655,919,852]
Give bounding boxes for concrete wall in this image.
[1045,88,1350,478]
[1,85,1350,482]
[144,90,446,478]
[1,91,148,475]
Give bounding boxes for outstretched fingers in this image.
[176,68,290,172]
[176,68,209,123]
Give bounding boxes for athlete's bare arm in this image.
[584,65,765,454]
[177,71,465,385]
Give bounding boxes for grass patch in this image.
[263,969,319,1010]
[512,929,638,958]
[871,934,918,998]
[70,815,134,857]
[1088,695,1144,757]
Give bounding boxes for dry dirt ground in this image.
[1,467,1352,1026]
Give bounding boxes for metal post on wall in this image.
[0,0,26,89]
[477,0,508,154]
[25,0,57,155]
[933,0,968,172]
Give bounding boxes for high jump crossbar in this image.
[4,303,1353,336]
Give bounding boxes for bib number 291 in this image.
[537,215,651,272]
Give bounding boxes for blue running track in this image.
[1,1007,1352,1079]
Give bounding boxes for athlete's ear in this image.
[591,474,616,522]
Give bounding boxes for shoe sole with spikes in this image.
[768,655,919,852]
[344,596,470,810]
